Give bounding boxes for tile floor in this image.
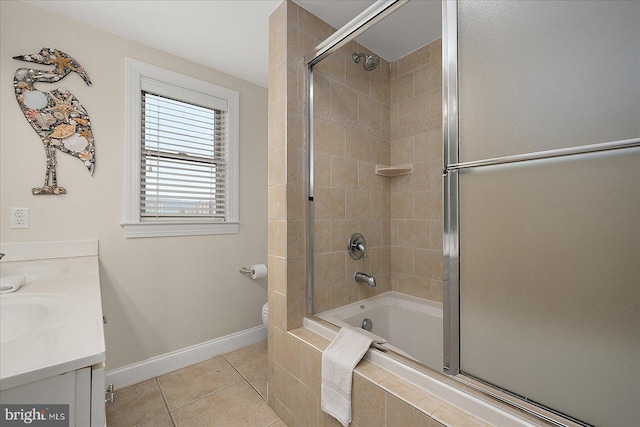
[106,340,285,426]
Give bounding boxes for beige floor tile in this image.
[106,379,168,427]
[172,381,281,427]
[137,414,175,427]
[158,356,243,410]
[224,339,268,378]
[248,371,268,400]
[267,421,288,427]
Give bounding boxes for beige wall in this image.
[1,1,268,370]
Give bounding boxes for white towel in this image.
[321,327,376,427]
[0,274,26,293]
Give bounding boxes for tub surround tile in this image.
[431,405,494,427]
[352,374,386,427]
[386,394,444,427]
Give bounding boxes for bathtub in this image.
[305,291,537,426]
[315,291,443,370]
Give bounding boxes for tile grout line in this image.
[222,354,268,401]
[165,377,247,413]
[155,377,178,427]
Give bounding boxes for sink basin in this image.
[0,295,72,344]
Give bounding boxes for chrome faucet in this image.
[354,272,376,287]
[348,233,367,260]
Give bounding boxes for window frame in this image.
[123,58,239,238]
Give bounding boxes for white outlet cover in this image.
[10,208,29,229]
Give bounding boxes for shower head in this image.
[352,52,380,71]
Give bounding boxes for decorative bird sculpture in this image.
[13,48,95,195]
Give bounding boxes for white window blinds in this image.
[141,92,227,220]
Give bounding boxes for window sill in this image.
[121,221,240,238]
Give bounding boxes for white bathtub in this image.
[305,291,537,426]
[315,291,443,370]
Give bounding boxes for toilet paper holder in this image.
[239,267,252,274]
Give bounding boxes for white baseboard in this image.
[106,325,267,389]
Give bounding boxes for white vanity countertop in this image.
[0,241,105,391]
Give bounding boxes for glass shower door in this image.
[447,1,640,425]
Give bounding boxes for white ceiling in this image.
[25,0,441,88]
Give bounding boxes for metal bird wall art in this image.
[13,48,95,195]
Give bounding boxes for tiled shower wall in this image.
[311,20,443,308]
[389,41,444,302]
[312,34,393,312]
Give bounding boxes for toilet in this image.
[261,302,268,330]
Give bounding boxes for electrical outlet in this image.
[10,208,29,229]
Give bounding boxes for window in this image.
[123,59,239,238]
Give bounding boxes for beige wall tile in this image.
[346,128,372,162]
[352,375,385,427]
[391,246,414,275]
[300,342,322,394]
[314,251,346,289]
[391,71,415,105]
[313,71,331,114]
[432,405,492,427]
[396,274,430,300]
[398,44,430,77]
[398,219,430,249]
[315,118,346,157]
[414,129,442,163]
[370,191,390,220]
[391,136,415,165]
[331,156,359,189]
[345,190,371,221]
[331,81,359,121]
[430,279,444,303]
[391,192,414,220]
[358,219,382,248]
[385,394,443,427]
[315,187,346,220]
[270,290,287,331]
[314,220,332,254]
[268,147,286,186]
[358,94,382,128]
[271,220,287,258]
[268,255,287,295]
[331,281,360,308]
[314,152,332,188]
[274,327,301,379]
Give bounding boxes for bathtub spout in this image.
[354,272,376,287]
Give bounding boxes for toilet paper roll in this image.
[251,264,268,279]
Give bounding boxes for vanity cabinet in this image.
[0,363,105,426]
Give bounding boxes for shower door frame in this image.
[442,1,640,426]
